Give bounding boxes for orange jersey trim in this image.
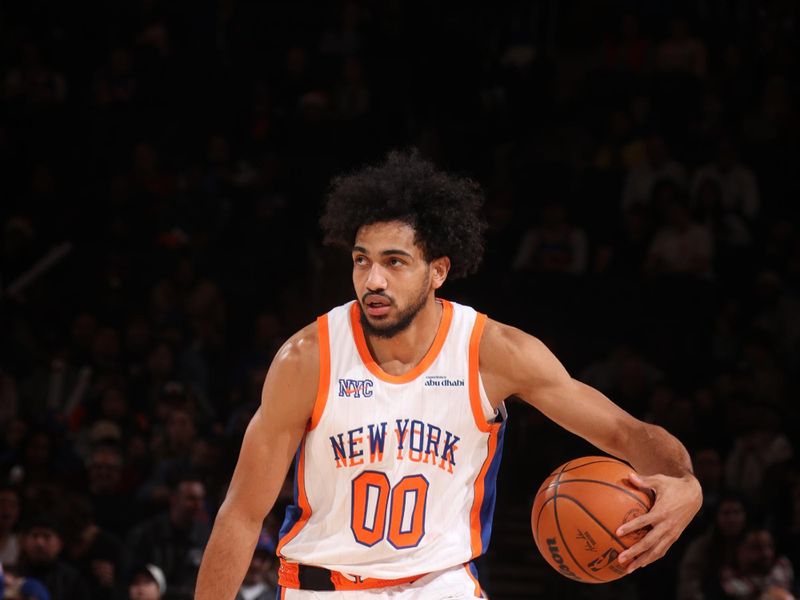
[468,422,501,558]
[467,312,491,432]
[464,564,483,597]
[278,559,424,591]
[349,299,454,384]
[276,437,312,555]
[309,314,330,430]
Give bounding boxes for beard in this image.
[359,284,429,339]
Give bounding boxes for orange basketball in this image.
[531,456,653,583]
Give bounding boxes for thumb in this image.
[629,472,658,500]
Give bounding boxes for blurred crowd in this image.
[1,1,799,599]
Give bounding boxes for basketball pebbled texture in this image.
[531,456,654,583]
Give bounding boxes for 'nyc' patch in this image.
[338,378,374,398]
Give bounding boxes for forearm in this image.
[195,504,263,600]
[622,422,694,479]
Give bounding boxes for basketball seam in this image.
[557,493,633,550]
[552,488,604,583]
[552,461,603,581]
[548,459,622,477]
[535,479,651,510]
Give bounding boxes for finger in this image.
[622,539,668,574]
[628,471,659,491]
[616,512,655,537]
[627,472,658,505]
[617,528,661,565]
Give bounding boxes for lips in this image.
[364,294,391,317]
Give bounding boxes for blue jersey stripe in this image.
[277,445,303,543]
[479,420,506,553]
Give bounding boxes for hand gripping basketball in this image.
[531,456,654,583]
[615,471,702,574]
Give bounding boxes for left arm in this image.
[480,319,702,573]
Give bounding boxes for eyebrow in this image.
[352,246,414,258]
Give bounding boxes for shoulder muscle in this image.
[259,320,321,429]
[478,318,572,405]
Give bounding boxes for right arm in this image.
[195,323,320,600]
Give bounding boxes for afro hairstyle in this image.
[320,149,486,279]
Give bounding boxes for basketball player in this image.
[196,151,702,599]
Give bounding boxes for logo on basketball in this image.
[587,547,619,572]
[575,529,597,552]
[545,538,583,582]
[622,508,648,542]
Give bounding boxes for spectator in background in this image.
[0,370,19,427]
[334,57,371,121]
[622,134,687,210]
[0,565,51,600]
[126,475,209,600]
[656,17,707,78]
[725,406,794,508]
[128,564,166,600]
[692,138,760,222]
[646,189,713,278]
[692,177,752,273]
[691,447,726,532]
[160,405,197,462]
[720,527,795,599]
[13,431,56,489]
[743,76,799,148]
[92,48,136,108]
[595,203,653,278]
[17,515,88,600]
[601,13,651,74]
[774,481,800,586]
[512,202,587,274]
[593,109,647,171]
[752,271,800,367]
[61,495,126,600]
[3,42,67,107]
[579,342,662,413]
[319,1,364,58]
[677,494,749,600]
[139,406,200,509]
[94,386,134,437]
[0,485,21,566]
[86,443,135,536]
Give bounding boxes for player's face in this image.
[352,221,442,338]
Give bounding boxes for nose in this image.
[365,263,388,291]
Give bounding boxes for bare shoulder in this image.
[261,320,321,421]
[479,318,571,404]
[271,320,320,375]
[480,318,547,371]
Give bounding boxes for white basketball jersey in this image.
[277,299,506,579]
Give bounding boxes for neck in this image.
[363,297,442,375]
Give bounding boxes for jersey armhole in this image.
[478,374,506,423]
[469,312,494,432]
[308,313,330,430]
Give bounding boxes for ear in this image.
[430,257,450,290]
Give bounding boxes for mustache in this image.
[362,292,393,304]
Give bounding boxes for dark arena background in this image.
[2,1,799,599]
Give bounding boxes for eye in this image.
[388,257,405,267]
[353,255,368,266]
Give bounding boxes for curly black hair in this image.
[320,149,486,279]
